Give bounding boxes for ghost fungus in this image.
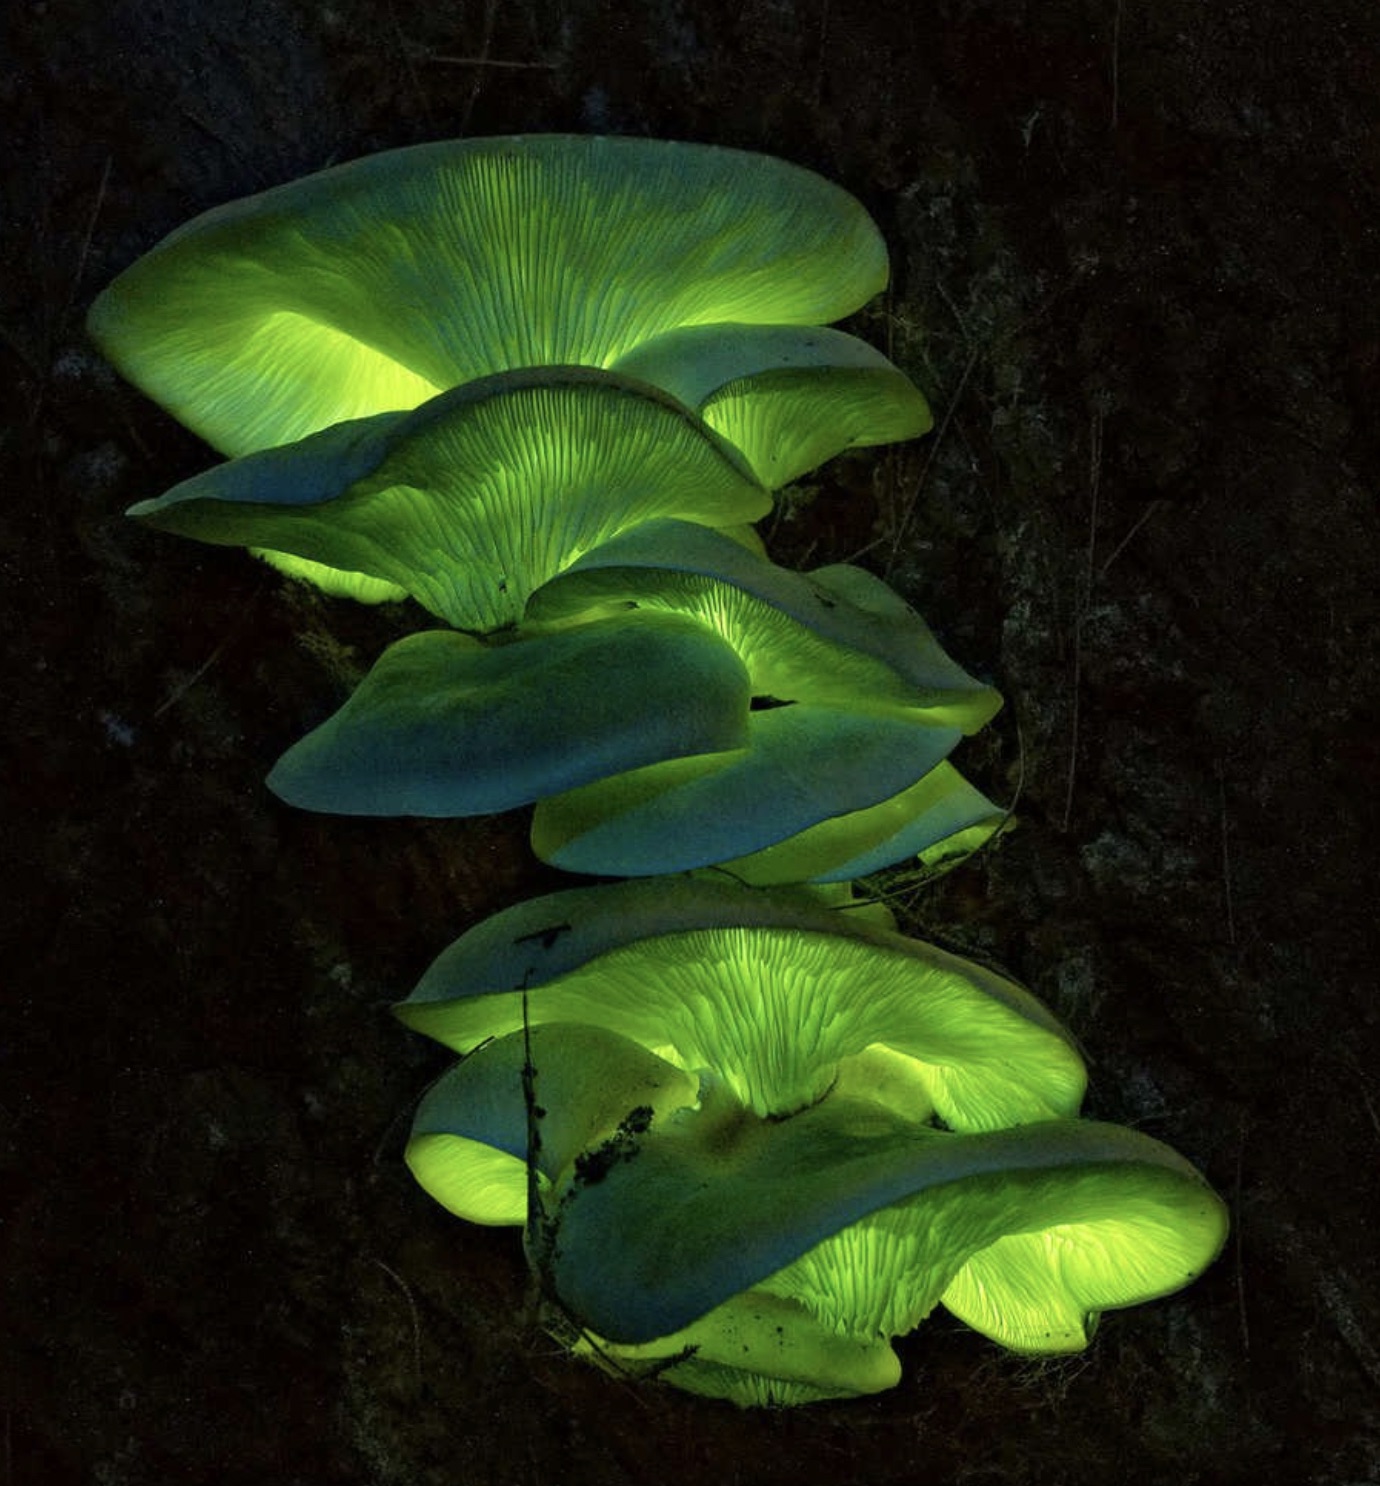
[555,1085,1230,1403]
[126,368,768,632]
[609,324,933,488]
[407,1022,699,1226]
[260,516,1002,880]
[717,759,1007,886]
[395,875,1086,1125]
[266,611,752,816]
[522,520,1003,876]
[527,706,979,876]
[407,1023,1228,1406]
[87,134,889,457]
[526,519,999,725]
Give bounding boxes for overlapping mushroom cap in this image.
[126,370,769,631]
[407,1018,1228,1406]
[87,135,893,457]
[266,611,753,815]
[395,876,1086,1123]
[268,522,1004,881]
[609,324,932,488]
[525,520,1004,878]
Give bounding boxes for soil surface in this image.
[5,1,1379,1483]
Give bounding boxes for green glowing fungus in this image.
[266,611,751,816]
[127,369,768,632]
[395,876,1086,1124]
[407,1022,1227,1406]
[262,519,1001,880]
[522,520,1003,876]
[609,324,933,488]
[87,135,889,457]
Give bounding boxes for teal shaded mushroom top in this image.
[124,369,769,632]
[88,135,890,456]
[396,875,1087,1124]
[407,1022,1228,1407]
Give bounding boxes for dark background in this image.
[5,1,1379,1481]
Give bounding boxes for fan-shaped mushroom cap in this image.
[520,521,1002,877]
[407,1023,1225,1406]
[266,611,752,816]
[127,370,767,632]
[528,705,973,875]
[717,759,1006,886]
[395,876,1085,1124]
[88,135,889,456]
[552,1075,1229,1394]
[525,519,999,727]
[610,324,932,488]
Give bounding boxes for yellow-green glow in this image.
[566,1289,903,1406]
[609,324,932,488]
[541,1074,1229,1397]
[87,135,888,457]
[406,1020,1226,1405]
[529,706,969,877]
[720,759,1006,885]
[536,563,933,713]
[521,529,1003,878]
[397,881,1085,1126]
[249,548,409,604]
[526,520,1001,731]
[405,1133,536,1226]
[407,1023,698,1230]
[130,370,768,632]
[699,366,932,489]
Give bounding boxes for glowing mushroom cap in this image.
[519,521,1003,877]
[266,610,752,816]
[88,134,889,456]
[395,875,1086,1125]
[127,370,768,632]
[407,1023,1226,1406]
[610,324,933,488]
[550,1075,1230,1394]
[525,518,1001,726]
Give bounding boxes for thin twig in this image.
[427,54,555,69]
[1110,0,1123,130]
[1062,410,1102,831]
[1098,497,1162,578]
[884,345,979,577]
[1216,761,1237,946]
[63,154,112,326]
[151,583,263,719]
[808,0,831,110]
[371,1258,423,1381]
[521,983,544,1262]
[386,0,431,123]
[459,0,501,138]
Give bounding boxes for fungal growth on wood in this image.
[91,133,1227,1407]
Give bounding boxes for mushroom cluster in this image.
[90,135,1227,1406]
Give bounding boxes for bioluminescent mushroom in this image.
[87,135,889,457]
[395,875,1086,1124]
[266,611,751,816]
[527,706,988,878]
[518,519,1003,876]
[407,1023,1228,1406]
[609,324,933,488]
[259,516,1001,879]
[126,369,767,632]
[715,759,1006,886]
[525,519,999,724]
